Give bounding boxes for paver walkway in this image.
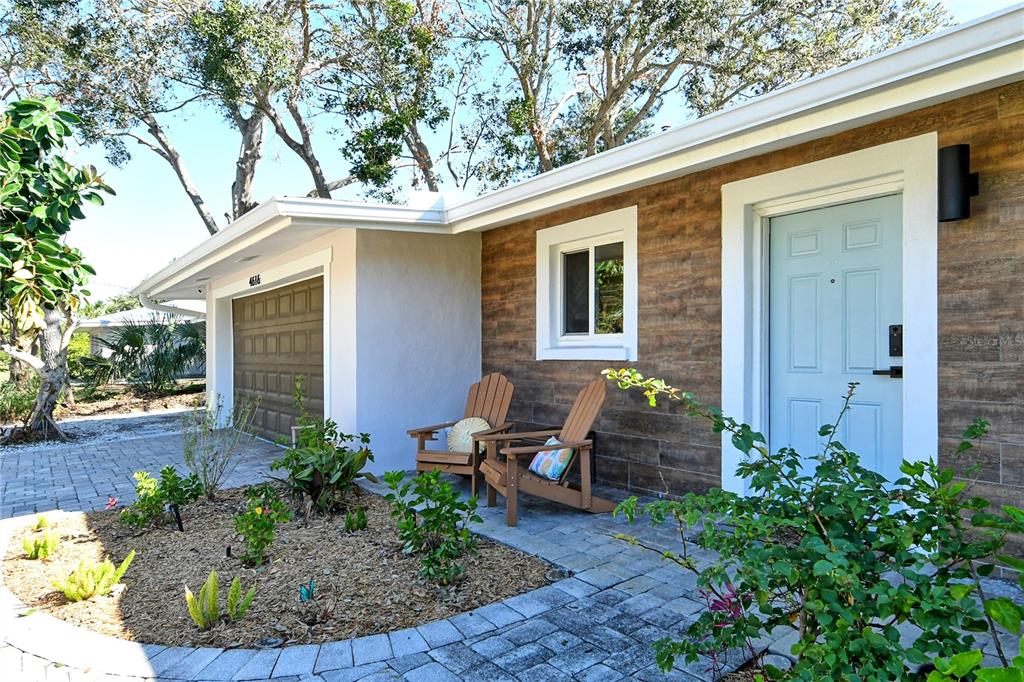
[1,420,1018,681]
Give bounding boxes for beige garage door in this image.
[232,277,324,441]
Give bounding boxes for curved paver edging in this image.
[0,511,586,681]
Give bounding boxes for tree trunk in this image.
[231,111,265,219]
[6,324,32,387]
[23,306,70,441]
[143,115,221,236]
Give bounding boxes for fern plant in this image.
[22,531,59,560]
[343,507,367,532]
[33,515,49,531]
[185,570,256,630]
[52,550,135,602]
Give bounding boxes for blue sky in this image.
[67,0,1018,301]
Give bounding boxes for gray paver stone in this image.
[449,611,496,638]
[415,620,463,649]
[469,635,515,658]
[493,642,553,674]
[538,630,584,654]
[518,662,572,681]
[547,643,607,675]
[196,650,258,680]
[386,652,432,674]
[352,635,392,666]
[504,619,558,646]
[272,644,319,677]
[318,662,388,682]
[473,602,525,628]
[388,629,429,658]
[315,641,354,673]
[148,646,197,676]
[426,642,486,674]
[459,662,518,682]
[576,663,625,681]
[162,648,224,680]
[402,661,460,682]
[232,649,281,680]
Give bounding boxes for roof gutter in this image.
[138,292,207,319]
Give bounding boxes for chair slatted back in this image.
[464,373,515,428]
[558,378,606,444]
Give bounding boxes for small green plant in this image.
[343,507,367,532]
[233,484,291,565]
[120,466,202,530]
[605,368,1021,681]
[182,395,259,500]
[185,570,256,630]
[33,515,49,531]
[384,470,482,585]
[271,377,377,515]
[52,550,135,602]
[22,531,59,560]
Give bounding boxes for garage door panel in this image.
[233,277,324,441]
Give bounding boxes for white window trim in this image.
[536,206,638,361]
[720,133,938,495]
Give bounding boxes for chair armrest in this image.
[471,422,514,438]
[475,429,561,442]
[407,421,457,436]
[502,440,592,456]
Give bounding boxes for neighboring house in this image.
[133,7,1024,516]
[78,307,205,377]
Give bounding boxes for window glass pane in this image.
[594,241,624,334]
[562,250,589,334]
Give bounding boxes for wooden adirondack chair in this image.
[478,377,614,527]
[408,373,515,497]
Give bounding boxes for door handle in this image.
[872,366,903,378]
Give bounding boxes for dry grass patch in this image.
[3,487,551,647]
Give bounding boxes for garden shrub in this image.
[120,466,202,530]
[605,368,1020,681]
[0,376,38,425]
[86,317,205,394]
[182,395,259,500]
[271,378,376,515]
[185,570,256,630]
[384,470,482,585]
[22,531,59,560]
[233,483,291,565]
[53,550,135,602]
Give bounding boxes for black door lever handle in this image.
[872,366,903,378]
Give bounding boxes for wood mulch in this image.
[2,487,552,648]
[57,382,205,419]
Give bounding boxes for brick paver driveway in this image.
[0,426,281,519]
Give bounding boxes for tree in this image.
[464,0,950,175]
[0,98,113,442]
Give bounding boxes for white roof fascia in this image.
[132,196,447,298]
[445,5,1024,232]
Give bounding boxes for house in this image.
[133,6,1024,515]
[78,306,202,359]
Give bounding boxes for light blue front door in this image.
[768,194,903,480]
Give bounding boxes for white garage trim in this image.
[207,247,333,423]
[720,133,938,494]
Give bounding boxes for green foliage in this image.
[185,570,257,630]
[183,395,259,500]
[22,531,59,560]
[605,368,1018,681]
[343,507,367,532]
[120,466,202,530]
[33,515,49,530]
[0,97,111,332]
[78,294,141,319]
[52,550,135,602]
[0,376,37,424]
[233,484,291,566]
[84,317,206,393]
[271,377,376,514]
[384,470,482,585]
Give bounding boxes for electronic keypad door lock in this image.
[889,324,903,357]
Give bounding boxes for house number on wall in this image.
[249,274,261,287]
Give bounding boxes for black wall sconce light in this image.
[938,144,979,222]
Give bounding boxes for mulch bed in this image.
[57,382,205,419]
[2,487,552,648]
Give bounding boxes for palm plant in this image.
[85,316,206,394]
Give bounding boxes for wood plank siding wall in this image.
[481,82,1024,513]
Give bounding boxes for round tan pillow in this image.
[447,417,491,453]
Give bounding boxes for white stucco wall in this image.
[355,229,482,473]
[203,225,481,474]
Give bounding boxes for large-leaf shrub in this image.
[271,378,376,514]
[605,368,1018,681]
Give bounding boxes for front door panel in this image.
[769,195,902,480]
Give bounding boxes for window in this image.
[536,206,637,360]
